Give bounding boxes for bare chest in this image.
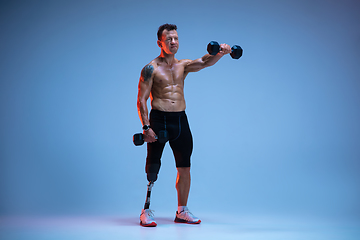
[154,64,185,86]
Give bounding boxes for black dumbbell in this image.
[207,41,243,59]
[133,130,169,146]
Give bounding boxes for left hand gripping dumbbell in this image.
[207,41,243,59]
[133,130,169,146]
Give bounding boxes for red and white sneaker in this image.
[174,207,201,224]
[140,209,157,227]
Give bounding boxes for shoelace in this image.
[178,209,196,221]
[145,209,155,218]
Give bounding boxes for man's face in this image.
[158,30,179,55]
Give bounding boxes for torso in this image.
[150,57,190,112]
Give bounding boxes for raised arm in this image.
[184,43,231,73]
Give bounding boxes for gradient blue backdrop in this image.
[1,0,359,221]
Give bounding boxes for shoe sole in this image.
[140,221,157,227]
[174,217,201,224]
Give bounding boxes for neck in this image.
[159,50,175,65]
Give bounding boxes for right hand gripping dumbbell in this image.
[133,130,169,146]
[207,41,243,59]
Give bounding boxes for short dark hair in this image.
[157,23,177,40]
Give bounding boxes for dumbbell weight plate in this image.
[230,45,243,59]
[207,41,220,55]
[133,133,144,146]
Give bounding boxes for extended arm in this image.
[184,43,231,73]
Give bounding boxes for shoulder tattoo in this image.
[141,64,154,82]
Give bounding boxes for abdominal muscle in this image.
[151,85,186,112]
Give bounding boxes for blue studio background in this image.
[1,0,359,221]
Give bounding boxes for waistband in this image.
[150,109,186,117]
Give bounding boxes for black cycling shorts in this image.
[145,110,193,174]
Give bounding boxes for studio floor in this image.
[1,213,359,240]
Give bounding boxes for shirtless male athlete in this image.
[137,24,231,227]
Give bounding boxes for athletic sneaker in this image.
[174,207,201,224]
[140,209,157,227]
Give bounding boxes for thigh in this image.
[145,140,166,173]
[169,115,193,168]
[145,111,167,173]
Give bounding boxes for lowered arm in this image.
[137,64,154,126]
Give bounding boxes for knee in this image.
[146,163,160,182]
[177,167,190,177]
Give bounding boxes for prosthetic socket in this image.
[144,165,160,210]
